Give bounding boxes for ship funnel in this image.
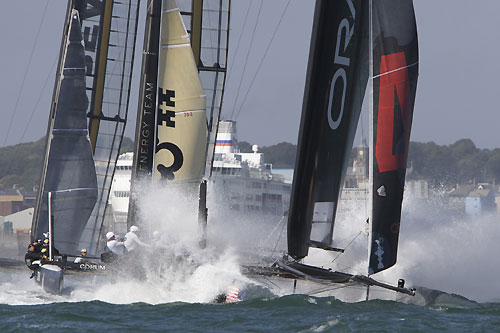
[215,120,238,154]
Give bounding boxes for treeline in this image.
[238,141,297,169]
[407,139,500,186]
[1,137,499,190]
[0,138,46,190]
[0,137,134,190]
[240,139,500,186]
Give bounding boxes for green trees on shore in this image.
[1,137,499,190]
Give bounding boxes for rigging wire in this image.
[228,0,264,121]
[331,230,364,264]
[225,0,253,88]
[19,56,58,144]
[3,0,51,147]
[233,0,291,121]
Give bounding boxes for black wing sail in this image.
[127,0,162,227]
[369,0,419,274]
[32,10,98,255]
[288,0,369,259]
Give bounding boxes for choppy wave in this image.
[1,295,499,332]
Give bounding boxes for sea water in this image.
[1,285,499,332]
[2,186,499,331]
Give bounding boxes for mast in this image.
[367,0,374,300]
[31,1,73,242]
[128,0,162,228]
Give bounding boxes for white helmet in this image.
[106,231,115,240]
[130,225,139,232]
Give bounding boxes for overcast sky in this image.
[1,0,500,149]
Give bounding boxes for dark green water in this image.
[2,296,499,332]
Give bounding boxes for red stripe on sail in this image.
[375,52,412,173]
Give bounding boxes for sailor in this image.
[106,232,126,255]
[25,239,43,264]
[41,238,60,259]
[124,226,150,252]
[74,248,88,263]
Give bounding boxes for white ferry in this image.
[108,121,292,229]
[210,121,292,217]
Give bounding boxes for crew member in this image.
[74,248,88,263]
[106,232,126,255]
[124,226,150,252]
[25,239,43,264]
[41,238,60,259]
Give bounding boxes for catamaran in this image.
[28,0,140,294]
[127,0,230,247]
[244,0,419,299]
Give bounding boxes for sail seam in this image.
[372,61,418,79]
[50,188,97,193]
[162,44,190,48]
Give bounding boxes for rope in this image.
[225,0,253,87]
[233,0,291,121]
[19,56,58,144]
[270,216,287,256]
[331,230,364,264]
[228,0,263,120]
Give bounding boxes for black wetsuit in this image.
[25,242,43,266]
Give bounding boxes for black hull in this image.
[28,258,109,294]
[243,261,415,296]
[35,264,64,294]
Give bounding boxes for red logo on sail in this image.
[375,52,412,173]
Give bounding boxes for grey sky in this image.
[1,1,499,149]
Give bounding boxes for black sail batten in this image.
[128,0,162,228]
[287,0,369,260]
[32,10,98,255]
[369,0,419,274]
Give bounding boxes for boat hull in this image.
[36,264,63,294]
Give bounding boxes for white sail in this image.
[154,0,207,183]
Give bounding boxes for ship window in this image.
[114,191,130,198]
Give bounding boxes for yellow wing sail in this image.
[154,0,207,183]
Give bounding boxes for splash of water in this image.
[302,187,500,303]
[3,182,497,305]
